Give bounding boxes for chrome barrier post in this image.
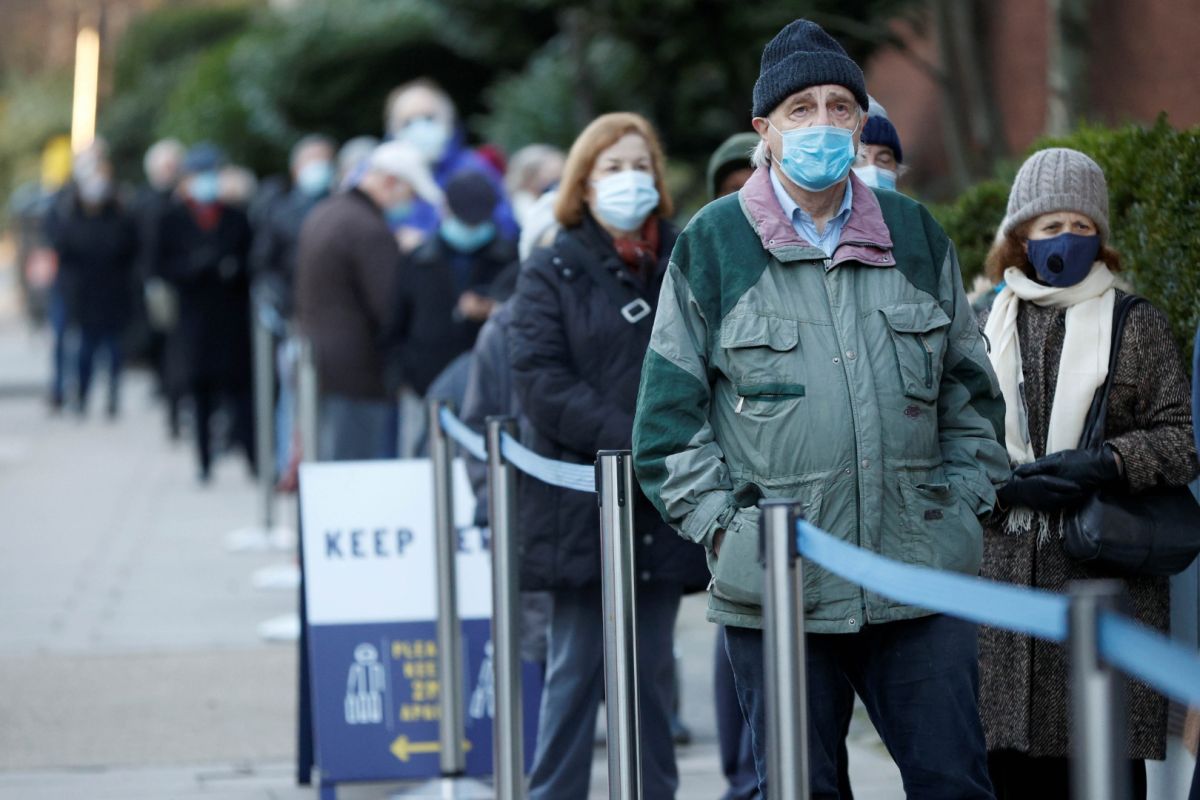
[252,303,275,528]
[486,417,523,799]
[759,500,809,800]
[1069,580,1129,800]
[429,400,466,777]
[297,339,318,464]
[596,450,641,800]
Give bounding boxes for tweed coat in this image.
[978,291,1198,759]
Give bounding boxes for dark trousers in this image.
[49,290,68,406]
[725,614,993,799]
[528,582,682,800]
[715,626,762,800]
[988,750,1146,800]
[192,379,255,478]
[77,328,123,413]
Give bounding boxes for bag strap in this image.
[1079,293,1145,448]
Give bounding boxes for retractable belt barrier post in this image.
[1069,581,1130,800]
[252,300,276,528]
[429,399,467,777]
[596,450,642,800]
[759,501,810,800]
[486,416,523,800]
[297,338,318,464]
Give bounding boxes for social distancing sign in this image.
[299,459,541,784]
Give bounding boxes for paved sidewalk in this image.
[0,248,902,799]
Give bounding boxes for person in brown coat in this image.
[294,141,440,460]
[978,147,1198,799]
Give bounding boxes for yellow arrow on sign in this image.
[390,735,473,763]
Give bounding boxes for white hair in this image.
[385,79,456,136]
[143,139,185,186]
[504,144,565,197]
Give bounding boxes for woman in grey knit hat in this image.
[977,147,1198,798]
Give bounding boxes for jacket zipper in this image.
[735,396,746,414]
[919,334,933,388]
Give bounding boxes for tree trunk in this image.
[1046,0,1092,136]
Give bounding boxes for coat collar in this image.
[737,166,895,269]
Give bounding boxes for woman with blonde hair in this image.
[507,112,707,799]
[977,147,1197,798]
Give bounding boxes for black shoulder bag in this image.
[1062,294,1200,576]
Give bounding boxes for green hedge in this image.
[932,116,1200,356]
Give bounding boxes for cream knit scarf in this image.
[984,263,1116,538]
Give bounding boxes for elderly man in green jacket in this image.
[633,19,1008,799]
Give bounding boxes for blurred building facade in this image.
[865,0,1200,197]
[0,0,165,75]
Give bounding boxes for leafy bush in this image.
[100,3,256,177]
[932,116,1200,355]
[928,178,1009,287]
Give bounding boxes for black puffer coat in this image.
[508,214,708,592]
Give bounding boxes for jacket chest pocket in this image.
[720,313,806,407]
[879,302,952,403]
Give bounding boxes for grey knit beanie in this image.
[752,20,868,118]
[1002,148,1110,245]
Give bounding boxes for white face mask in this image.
[590,170,659,232]
[399,118,450,164]
[852,164,897,191]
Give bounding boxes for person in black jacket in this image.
[392,169,516,399]
[508,112,708,800]
[43,148,139,417]
[133,139,186,436]
[251,134,336,475]
[158,144,255,483]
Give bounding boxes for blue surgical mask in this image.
[1026,232,1101,287]
[297,160,333,197]
[590,170,659,232]
[386,201,414,227]
[400,118,450,164]
[441,217,496,253]
[852,164,897,191]
[189,171,220,205]
[770,121,857,192]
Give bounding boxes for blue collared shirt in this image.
[768,167,853,258]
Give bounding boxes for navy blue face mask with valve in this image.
[1027,232,1101,287]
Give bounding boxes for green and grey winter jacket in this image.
[632,168,1008,632]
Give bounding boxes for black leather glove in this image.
[1013,446,1122,491]
[996,474,1087,512]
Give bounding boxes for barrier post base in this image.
[388,776,494,798]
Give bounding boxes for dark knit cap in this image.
[182,142,225,174]
[706,132,760,199]
[862,115,903,164]
[752,19,868,118]
[445,169,498,225]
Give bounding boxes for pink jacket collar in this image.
[738,167,895,268]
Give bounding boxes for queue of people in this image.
[33,15,1199,799]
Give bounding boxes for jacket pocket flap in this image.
[736,382,806,398]
[879,302,951,334]
[720,314,799,351]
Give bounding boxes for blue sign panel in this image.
[308,620,541,782]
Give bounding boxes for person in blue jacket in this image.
[384,79,517,239]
